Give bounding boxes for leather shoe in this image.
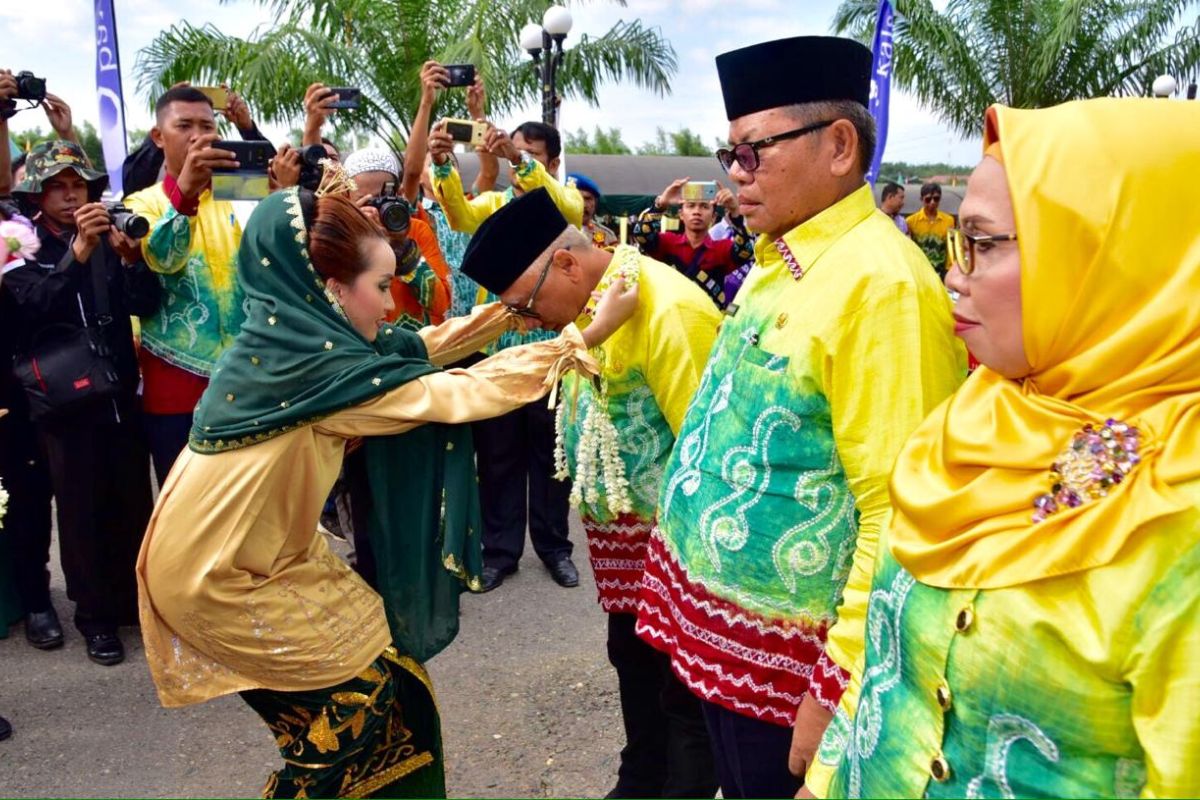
[25,608,64,650]
[480,565,516,593]
[85,631,124,666]
[0,715,11,741]
[546,556,579,588]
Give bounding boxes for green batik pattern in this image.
[913,233,948,278]
[657,312,858,622]
[561,371,671,522]
[143,252,247,376]
[827,551,1150,799]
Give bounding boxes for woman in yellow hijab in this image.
[804,97,1200,798]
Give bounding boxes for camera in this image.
[367,181,412,236]
[682,181,718,202]
[104,203,149,239]
[1,71,48,120]
[298,144,328,191]
[444,64,476,88]
[14,71,46,102]
[442,118,487,147]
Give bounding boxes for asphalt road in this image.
[0,515,623,798]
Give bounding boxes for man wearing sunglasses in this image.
[632,36,966,798]
[906,181,955,278]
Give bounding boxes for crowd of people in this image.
[0,28,1198,800]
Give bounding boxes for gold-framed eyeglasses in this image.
[948,228,1018,276]
[508,251,556,319]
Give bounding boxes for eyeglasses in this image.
[509,251,555,319]
[716,120,835,174]
[923,195,942,203]
[948,228,1018,276]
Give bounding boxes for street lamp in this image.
[1152,74,1177,98]
[518,5,573,126]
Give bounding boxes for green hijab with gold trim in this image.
[192,188,482,661]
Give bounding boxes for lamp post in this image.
[519,5,573,126]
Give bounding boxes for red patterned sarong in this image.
[582,513,653,614]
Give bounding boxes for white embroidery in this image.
[966,714,1061,799]
[772,449,857,592]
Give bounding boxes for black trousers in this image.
[38,412,154,635]
[0,400,53,614]
[473,399,572,573]
[607,613,718,798]
[700,697,800,799]
[143,411,193,487]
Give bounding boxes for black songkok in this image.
[460,188,570,295]
[715,36,873,121]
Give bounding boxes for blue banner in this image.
[866,0,895,186]
[94,0,127,196]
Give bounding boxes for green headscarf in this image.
[192,187,482,661]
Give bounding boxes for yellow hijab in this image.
[889,98,1200,589]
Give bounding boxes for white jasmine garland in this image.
[554,248,641,517]
[0,477,8,529]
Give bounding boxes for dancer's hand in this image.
[582,276,638,348]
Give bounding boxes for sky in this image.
[3,0,983,166]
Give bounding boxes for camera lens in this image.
[378,200,410,234]
[300,144,326,167]
[110,210,149,239]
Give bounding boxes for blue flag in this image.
[867,0,895,186]
[94,0,128,196]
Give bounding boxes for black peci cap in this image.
[461,188,570,295]
[715,36,873,121]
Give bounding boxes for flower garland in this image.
[553,247,641,517]
[0,477,8,530]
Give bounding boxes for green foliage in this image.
[636,126,712,156]
[10,122,107,172]
[878,160,973,183]
[834,0,1200,137]
[135,0,678,160]
[565,126,632,154]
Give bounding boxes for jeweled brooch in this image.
[1032,419,1141,523]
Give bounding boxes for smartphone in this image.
[443,118,487,147]
[327,87,361,110]
[211,140,276,171]
[210,140,276,201]
[195,86,229,111]
[682,181,718,202]
[444,64,476,88]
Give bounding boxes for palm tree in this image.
[833,0,1200,137]
[135,0,677,153]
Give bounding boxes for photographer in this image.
[344,147,451,330]
[125,86,244,484]
[1,68,78,196]
[300,82,344,161]
[632,177,753,308]
[121,83,269,197]
[4,141,159,666]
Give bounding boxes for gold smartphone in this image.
[195,86,229,111]
[443,118,488,148]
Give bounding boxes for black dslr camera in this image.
[104,203,150,239]
[1,71,48,120]
[298,144,327,191]
[367,181,411,236]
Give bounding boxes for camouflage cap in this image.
[12,140,108,198]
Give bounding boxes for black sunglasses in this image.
[716,120,835,174]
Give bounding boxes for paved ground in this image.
[0,515,623,798]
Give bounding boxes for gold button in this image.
[372,377,382,386]
[268,315,278,326]
[936,682,952,711]
[225,393,235,402]
[930,754,951,782]
[280,401,289,409]
[956,604,975,633]
[775,312,789,330]
[250,356,260,365]
[324,341,334,350]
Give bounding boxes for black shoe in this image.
[546,556,579,588]
[480,565,516,593]
[85,631,124,666]
[0,715,11,741]
[25,608,64,650]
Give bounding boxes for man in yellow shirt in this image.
[461,187,721,798]
[905,181,954,278]
[632,36,966,797]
